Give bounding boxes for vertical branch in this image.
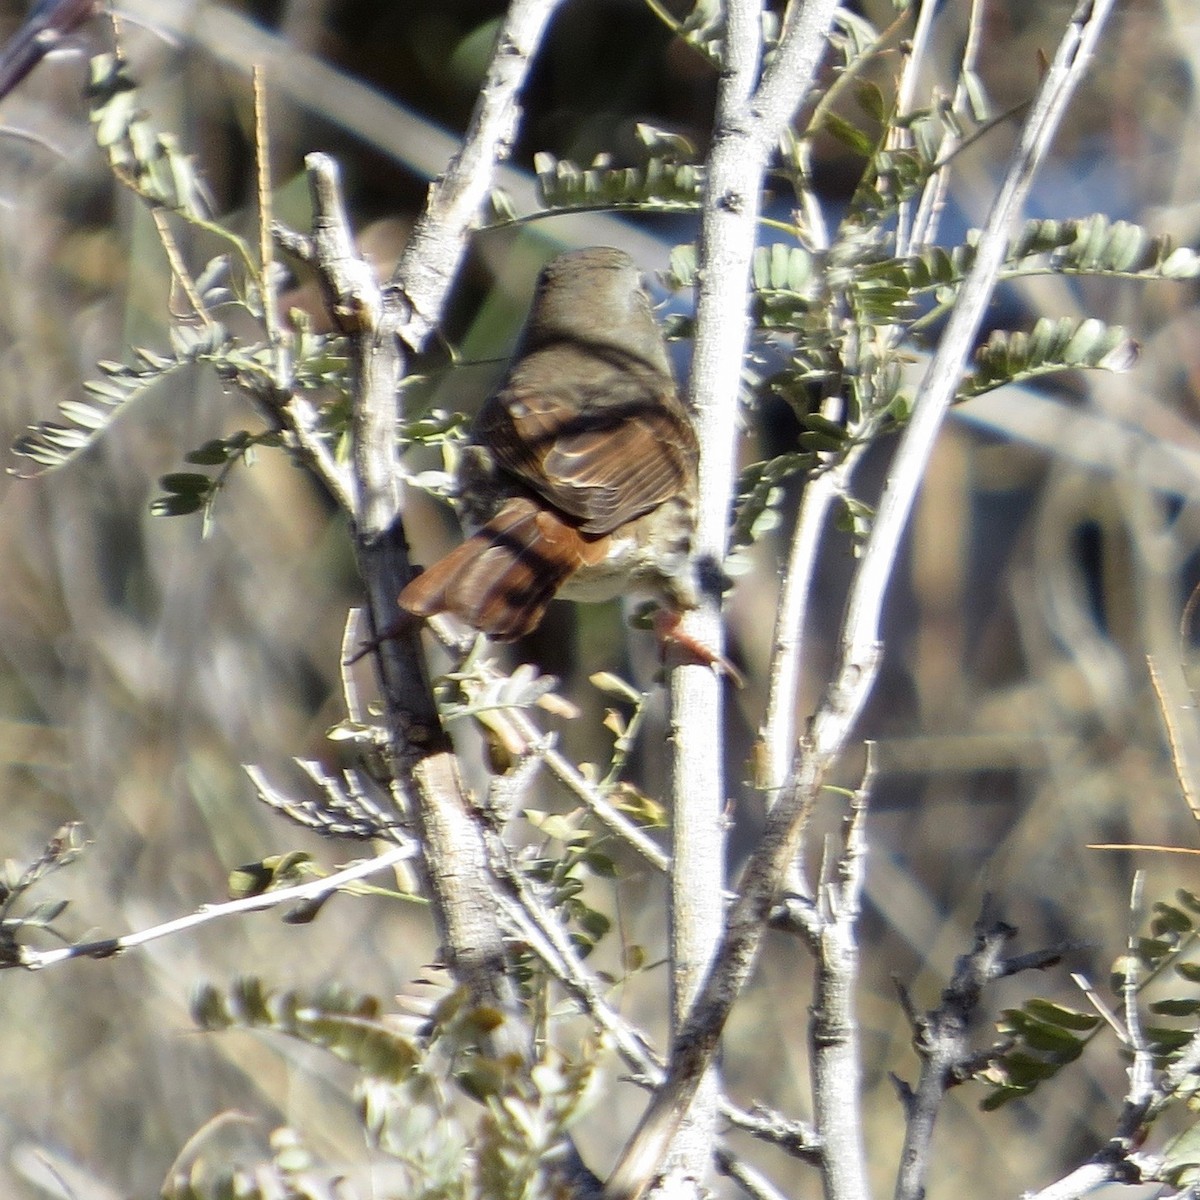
[302,0,567,1052]
[253,67,284,361]
[607,3,1117,1197]
[665,0,765,1184]
[891,905,1017,1200]
[610,0,841,1195]
[908,0,988,250]
[891,0,937,255]
[810,767,871,1200]
[760,442,864,800]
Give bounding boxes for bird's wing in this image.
[476,354,696,536]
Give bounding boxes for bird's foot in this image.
[652,610,745,687]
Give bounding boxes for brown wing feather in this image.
[476,355,696,536]
[542,403,694,532]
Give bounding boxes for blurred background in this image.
[0,0,1196,1196]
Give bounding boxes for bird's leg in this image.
[652,609,744,687]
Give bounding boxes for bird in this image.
[399,246,703,650]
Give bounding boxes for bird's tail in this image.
[399,497,604,641]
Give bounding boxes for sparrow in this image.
[399,246,702,647]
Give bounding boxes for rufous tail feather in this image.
[399,497,606,641]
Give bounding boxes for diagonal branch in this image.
[4,843,418,971]
[389,0,569,357]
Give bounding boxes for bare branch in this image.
[714,1149,792,1200]
[653,0,841,1193]
[809,755,872,1200]
[390,0,570,355]
[760,442,864,801]
[4,844,417,972]
[893,904,1016,1200]
[719,1102,822,1166]
[1122,873,1155,1111]
[1023,1159,1140,1200]
[300,1,566,1065]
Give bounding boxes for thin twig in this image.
[1123,872,1155,1109]
[714,1149,791,1200]
[760,442,864,799]
[150,209,213,328]
[892,902,1016,1200]
[5,844,417,971]
[1148,654,1200,824]
[1069,971,1127,1042]
[908,0,989,249]
[720,1103,822,1166]
[1026,877,1200,1197]
[891,0,934,254]
[254,65,287,370]
[505,710,670,871]
[487,853,664,1080]
[838,0,1116,688]
[248,65,348,518]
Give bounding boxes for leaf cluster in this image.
[980,891,1200,1111]
[979,997,1099,1110]
[12,54,353,521]
[174,979,598,1200]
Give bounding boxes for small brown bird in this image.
[399,247,700,644]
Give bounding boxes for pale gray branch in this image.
[390,0,569,355]
[761,445,863,799]
[720,1103,821,1165]
[300,1,565,1066]
[6,844,417,971]
[715,1149,791,1200]
[809,770,872,1200]
[1021,1161,1134,1200]
[606,5,1117,1198]
[614,0,840,1176]
[663,0,768,1184]
[629,0,841,1197]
